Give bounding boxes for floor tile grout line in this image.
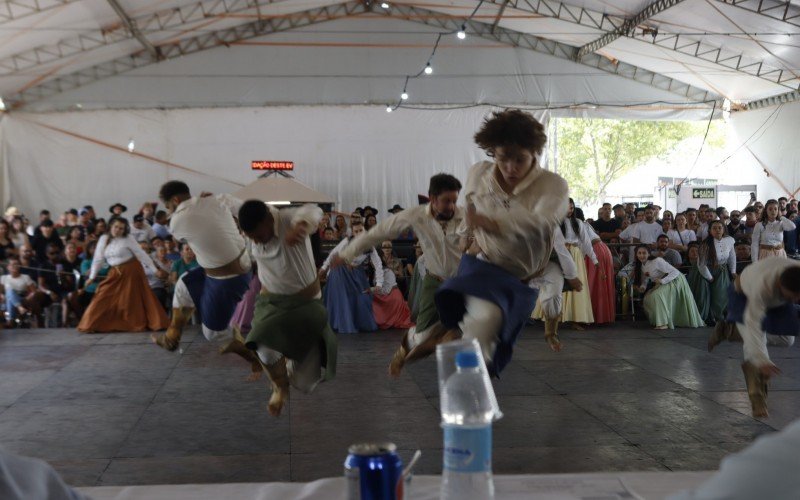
[95,335,193,486]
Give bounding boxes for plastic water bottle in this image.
[440,350,495,500]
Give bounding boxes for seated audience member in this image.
[31,210,52,239]
[149,236,165,255]
[0,219,16,261]
[667,213,696,253]
[65,226,85,256]
[372,242,414,330]
[18,244,39,281]
[109,202,127,217]
[139,201,157,225]
[164,237,180,261]
[169,243,199,286]
[317,213,331,237]
[69,240,109,324]
[319,221,380,333]
[685,242,711,324]
[612,204,627,225]
[322,227,337,241]
[30,219,64,263]
[130,214,157,243]
[379,240,407,295]
[716,206,729,225]
[59,243,82,325]
[37,243,71,326]
[151,210,171,239]
[629,244,705,330]
[365,214,378,231]
[150,244,172,310]
[735,241,752,274]
[651,234,683,267]
[741,206,757,240]
[661,210,674,225]
[9,216,30,251]
[1,258,47,327]
[333,214,349,239]
[55,211,70,238]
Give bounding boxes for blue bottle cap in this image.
[455,350,479,369]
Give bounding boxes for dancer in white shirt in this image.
[331,174,464,376]
[78,217,169,332]
[751,199,796,261]
[435,109,568,375]
[151,181,260,378]
[237,200,337,417]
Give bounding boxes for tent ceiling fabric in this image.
[0,0,798,111]
[234,176,336,203]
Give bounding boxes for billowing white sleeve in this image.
[726,239,737,274]
[89,235,109,280]
[321,238,350,272]
[289,204,324,229]
[751,224,762,262]
[553,231,577,280]
[339,210,413,262]
[369,249,384,289]
[740,273,771,366]
[216,194,245,219]
[655,258,680,284]
[579,223,598,265]
[780,216,796,231]
[128,235,158,275]
[619,224,634,241]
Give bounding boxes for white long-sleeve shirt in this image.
[249,204,323,296]
[561,220,598,265]
[698,236,737,281]
[667,228,696,247]
[90,234,156,279]
[130,223,157,244]
[321,238,384,289]
[169,194,246,269]
[751,217,796,261]
[739,258,800,366]
[552,230,578,280]
[338,204,463,279]
[642,257,681,285]
[460,161,568,279]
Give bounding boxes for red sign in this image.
[251,161,294,171]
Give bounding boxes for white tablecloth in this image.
[78,471,713,500]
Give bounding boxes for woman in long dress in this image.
[320,222,380,333]
[684,242,711,324]
[372,241,414,330]
[631,245,704,330]
[78,217,169,333]
[698,220,737,325]
[583,223,615,324]
[751,199,795,261]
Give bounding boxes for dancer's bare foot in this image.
[570,322,585,331]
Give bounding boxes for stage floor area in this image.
[0,323,798,487]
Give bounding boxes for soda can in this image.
[344,442,403,500]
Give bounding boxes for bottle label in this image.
[443,426,492,473]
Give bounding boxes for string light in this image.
[0,97,5,111]
[386,105,393,112]
[457,25,466,40]
[401,91,409,100]
[424,63,433,75]
[127,138,135,152]
[381,2,389,8]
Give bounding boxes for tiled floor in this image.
[0,323,797,486]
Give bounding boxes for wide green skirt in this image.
[643,275,705,329]
[686,265,711,324]
[245,292,337,381]
[708,265,731,324]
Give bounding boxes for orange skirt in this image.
[372,288,414,330]
[78,259,170,333]
[585,241,616,324]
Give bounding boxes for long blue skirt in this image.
[726,285,800,336]
[323,266,377,334]
[435,254,539,377]
[182,268,252,331]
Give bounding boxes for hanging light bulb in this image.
[401,91,409,100]
[424,63,433,75]
[381,2,389,8]
[127,138,135,153]
[386,105,393,113]
[457,25,466,40]
[0,98,6,111]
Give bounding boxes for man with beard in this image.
[727,210,746,239]
[591,205,620,241]
[631,206,663,249]
[331,174,464,377]
[651,234,682,267]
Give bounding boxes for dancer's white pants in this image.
[530,262,564,320]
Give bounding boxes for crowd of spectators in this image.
[2,193,797,331]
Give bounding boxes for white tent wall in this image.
[726,101,800,202]
[1,106,546,218]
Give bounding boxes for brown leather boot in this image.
[544,317,562,352]
[388,332,410,378]
[263,357,290,417]
[152,307,194,351]
[708,321,728,352]
[741,361,770,418]
[405,323,459,363]
[220,328,263,379]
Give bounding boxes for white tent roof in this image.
[0,0,797,113]
[234,174,335,204]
